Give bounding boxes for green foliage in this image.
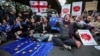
[66,0,72,4]
[6,0,11,2]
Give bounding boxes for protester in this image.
[13,16,28,39]
[0,4,99,52]
[52,14,81,50]
[33,16,53,42]
[89,15,100,36]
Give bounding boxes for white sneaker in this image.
[48,34,53,41]
[64,45,71,50]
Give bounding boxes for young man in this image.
[52,14,81,50]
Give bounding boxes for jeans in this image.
[33,33,50,41]
[52,37,76,46]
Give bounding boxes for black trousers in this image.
[7,31,16,40]
[52,37,76,47]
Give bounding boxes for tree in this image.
[66,0,72,4]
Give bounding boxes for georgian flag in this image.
[30,0,48,13]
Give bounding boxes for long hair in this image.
[63,14,71,23]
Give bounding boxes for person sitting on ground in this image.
[52,14,81,50]
[33,16,53,42]
[13,16,28,39]
[28,16,36,37]
[89,16,100,38]
[0,19,8,44]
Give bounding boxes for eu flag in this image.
[0,38,53,56]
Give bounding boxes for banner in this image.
[30,0,48,13]
[61,4,71,18]
[85,1,98,11]
[78,30,97,45]
[72,1,82,16]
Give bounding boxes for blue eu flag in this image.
[0,38,53,56]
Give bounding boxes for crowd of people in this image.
[0,5,100,51]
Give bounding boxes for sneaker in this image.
[48,34,53,41]
[66,46,72,51]
[64,45,71,50]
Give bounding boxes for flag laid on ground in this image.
[72,1,82,16]
[78,30,97,45]
[0,38,53,56]
[30,0,48,13]
[61,4,71,18]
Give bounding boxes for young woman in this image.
[33,16,53,42]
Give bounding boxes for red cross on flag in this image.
[30,0,48,13]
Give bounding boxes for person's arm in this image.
[18,22,23,29]
[45,23,51,33]
[16,18,23,29]
[54,22,61,27]
[34,22,43,33]
[92,28,100,35]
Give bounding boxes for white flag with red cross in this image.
[72,1,82,16]
[30,0,48,13]
[78,29,97,45]
[61,4,71,18]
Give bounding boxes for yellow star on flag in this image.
[17,45,21,47]
[21,43,24,45]
[25,41,28,43]
[22,51,26,54]
[14,48,19,51]
[34,47,37,50]
[16,51,20,53]
[36,44,40,47]
[29,50,33,53]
